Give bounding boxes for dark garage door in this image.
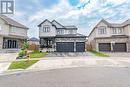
[76,42,85,52]
[113,43,127,52]
[56,42,74,52]
[99,43,111,52]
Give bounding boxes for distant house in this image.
[0,15,28,49]
[38,19,86,52]
[28,37,39,45]
[87,19,130,52]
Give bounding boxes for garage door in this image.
[99,43,111,52]
[56,42,74,52]
[76,42,85,52]
[113,43,127,52]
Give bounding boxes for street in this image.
[0,67,130,87]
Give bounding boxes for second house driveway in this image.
[28,57,130,71]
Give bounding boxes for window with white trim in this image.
[43,26,50,32]
[98,26,107,34]
[112,28,123,34]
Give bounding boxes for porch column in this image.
[74,42,76,52]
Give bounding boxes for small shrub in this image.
[18,50,26,57]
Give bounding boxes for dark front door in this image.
[99,43,111,52]
[113,43,127,52]
[56,42,74,52]
[76,42,85,52]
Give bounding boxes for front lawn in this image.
[30,51,48,58]
[90,50,109,57]
[8,60,39,70]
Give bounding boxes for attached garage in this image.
[99,43,111,52]
[56,42,74,52]
[113,43,127,52]
[56,42,85,52]
[76,42,85,52]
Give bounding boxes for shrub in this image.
[18,50,26,57]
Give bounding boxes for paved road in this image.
[0,67,130,87]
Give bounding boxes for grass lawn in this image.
[8,60,39,70]
[90,50,109,57]
[30,51,48,58]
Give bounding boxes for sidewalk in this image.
[0,53,17,73]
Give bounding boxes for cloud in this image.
[12,0,130,37]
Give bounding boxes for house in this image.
[28,37,39,45]
[38,19,86,52]
[0,15,28,49]
[87,19,130,52]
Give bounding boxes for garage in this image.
[113,43,127,52]
[99,43,111,52]
[76,42,85,52]
[56,42,74,52]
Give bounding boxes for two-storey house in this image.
[87,19,130,52]
[38,19,86,52]
[0,15,28,50]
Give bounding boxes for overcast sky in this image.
[7,0,130,38]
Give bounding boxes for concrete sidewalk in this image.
[0,53,17,73]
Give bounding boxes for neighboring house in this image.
[28,37,39,45]
[38,19,86,52]
[0,15,28,49]
[87,19,130,52]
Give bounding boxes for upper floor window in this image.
[98,26,106,34]
[69,30,74,34]
[11,27,17,33]
[112,28,123,34]
[43,26,50,32]
[57,29,64,35]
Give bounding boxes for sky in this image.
[6,0,130,38]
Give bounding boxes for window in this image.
[11,27,17,33]
[43,26,50,32]
[112,28,123,34]
[69,30,73,34]
[98,26,106,34]
[57,29,64,35]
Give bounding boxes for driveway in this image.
[28,56,130,71]
[0,53,17,73]
[104,52,130,58]
[0,67,130,87]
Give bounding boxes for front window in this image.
[98,26,106,34]
[57,29,64,35]
[43,26,50,32]
[112,28,123,34]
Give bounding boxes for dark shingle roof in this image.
[64,26,77,29]
[0,15,28,29]
[56,33,86,38]
[29,37,39,41]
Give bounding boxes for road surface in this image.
[0,67,130,87]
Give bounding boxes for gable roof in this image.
[51,20,65,28]
[38,19,52,27]
[0,15,28,29]
[89,18,130,37]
